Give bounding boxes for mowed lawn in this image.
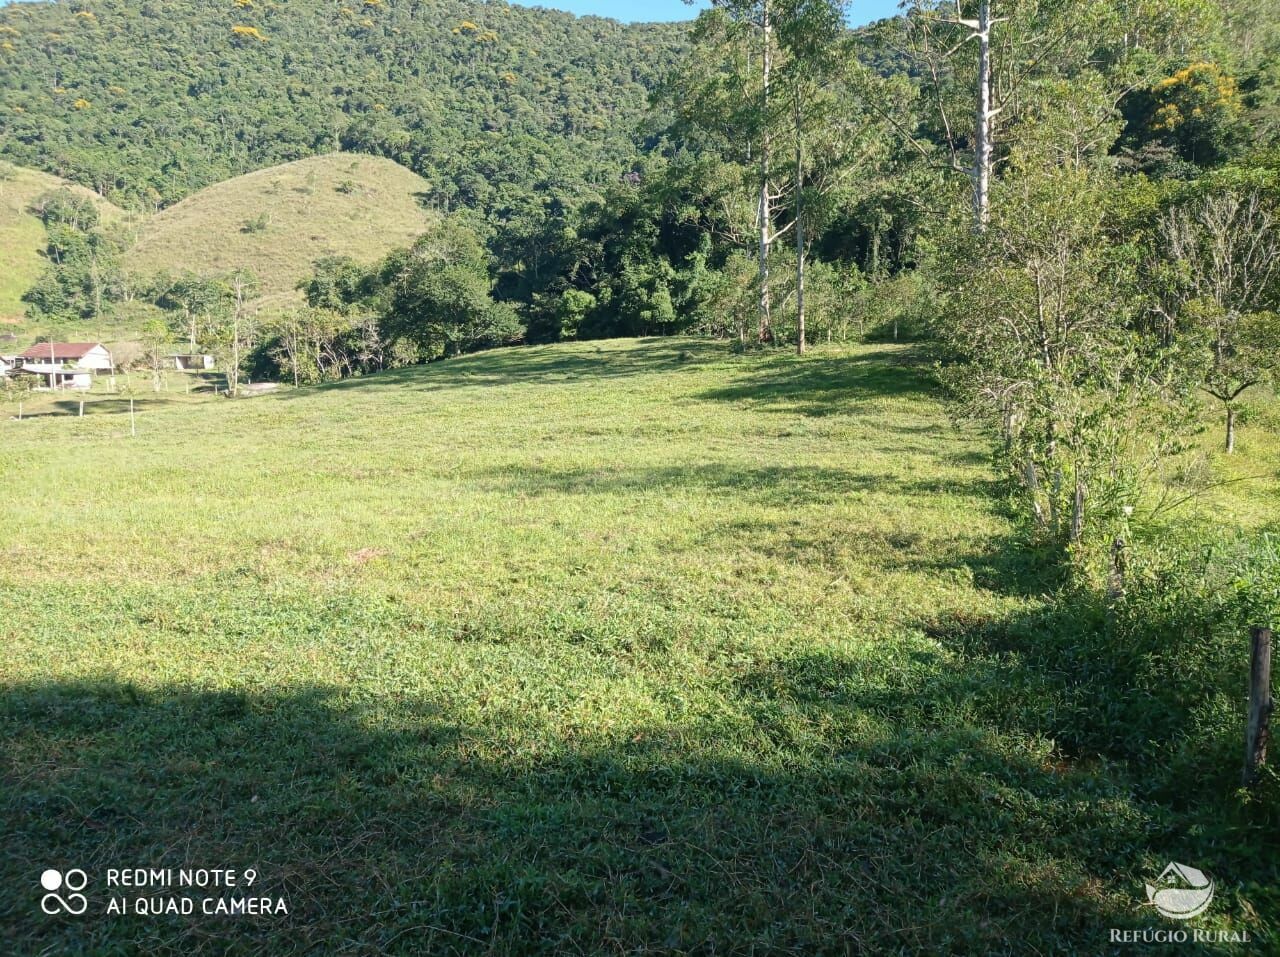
[0,339,1273,954]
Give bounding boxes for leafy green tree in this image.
[22,189,124,323]
[902,0,1217,226]
[159,273,225,351]
[1124,61,1248,167]
[938,167,1194,548]
[204,271,259,397]
[377,222,520,360]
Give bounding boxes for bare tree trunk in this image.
[1024,459,1045,528]
[757,0,773,343]
[1226,405,1236,454]
[973,0,994,230]
[1069,479,1086,544]
[1106,535,1128,603]
[90,249,103,321]
[228,275,249,398]
[230,321,240,398]
[795,95,805,356]
[1244,626,1273,788]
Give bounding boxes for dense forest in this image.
[0,0,686,215]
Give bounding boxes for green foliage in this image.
[377,223,521,359]
[257,217,520,379]
[1149,185,1280,450]
[514,156,734,342]
[22,188,126,323]
[240,211,270,234]
[964,532,1280,803]
[937,168,1199,551]
[0,163,127,326]
[301,255,372,315]
[1122,61,1249,168]
[0,0,687,223]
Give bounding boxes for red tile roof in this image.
[18,342,105,360]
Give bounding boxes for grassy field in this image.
[128,153,440,312]
[0,162,128,324]
[1,339,1276,955]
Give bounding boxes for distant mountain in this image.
[0,160,128,322]
[0,0,687,219]
[127,153,439,311]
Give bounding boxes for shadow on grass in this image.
[14,397,186,418]
[278,340,726,399]
[2,676,1161,955]
[696,348,936,417]
[466,462,998,509]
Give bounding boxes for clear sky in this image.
[0,0,905,26]
[512,1,903,26]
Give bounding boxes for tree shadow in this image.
[2,675,1178,955]
[695,348,937,417]
[469,462,887,506]
[462,462,1003,516]
[13,396,185,418]
[893,536,1069,599]
[279,340,725,399]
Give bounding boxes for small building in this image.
[16,362,92,390]
[0,354,16,378]
[170,353,215,371]
[18,342,114,372]
[239,382,279,396]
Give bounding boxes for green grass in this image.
[0,161,128,324]
[127,153,440,312]
[1,339,1276,954]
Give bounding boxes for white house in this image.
[0,354,16,378]
[15,363,93,390]
[18,342,114,372]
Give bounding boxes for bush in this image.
[953,532,1280,808]
[241,212,271,234]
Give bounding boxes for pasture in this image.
[2,339,1276,954]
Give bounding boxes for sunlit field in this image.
[2,339,1277,954]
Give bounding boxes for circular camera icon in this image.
[40,868,89,915]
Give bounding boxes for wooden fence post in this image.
[1244,626,1274,788]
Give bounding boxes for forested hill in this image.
[0,0,687,216]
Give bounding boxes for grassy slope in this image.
[0,162,127,324]
[0,340,1275,954]
[127,153,438,312]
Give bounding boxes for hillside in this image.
[0,0,687,215]
[128,153,439,310]
[2,339,1276,952]
[0,161,127,323]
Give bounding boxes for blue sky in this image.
[514,1,903,26]
[0,0,905,25]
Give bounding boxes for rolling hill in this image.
[0,161,127,323]
[127,153,440,311]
